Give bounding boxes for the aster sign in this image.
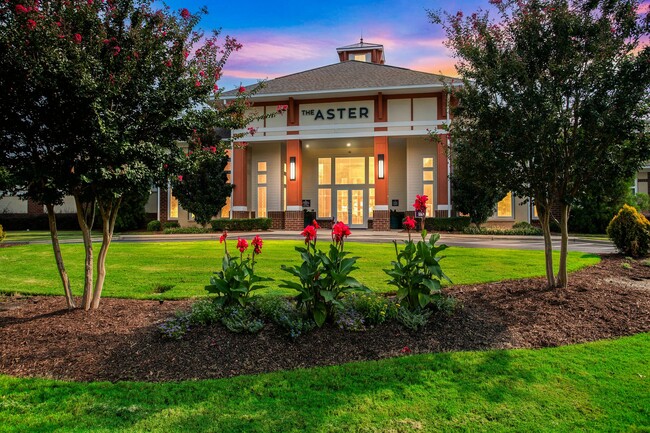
[299,101,374,125]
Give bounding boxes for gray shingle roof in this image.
[336,41,383,51]
[221,61,449,98]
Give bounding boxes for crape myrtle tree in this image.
[0,0,262,309]
[431,0,650,287]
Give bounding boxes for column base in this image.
[233,210,252,219]
[268,211,285,229]
[372,210,390,231]
[285,211,304,231]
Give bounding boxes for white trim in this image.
[287,205,302,211]
[221,84,447,101]
[233,129,448,143]
[232,206,248,212]
[234,119,447,135]
[436,205,451,211]
[374,205,389,211]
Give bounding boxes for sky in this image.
[163,0,650,90]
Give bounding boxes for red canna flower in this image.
[251,235,263,254]
[180,8,190,19]
[403,216,416,231]
[312,219,320,229]
[219,230,228,243]
[413,194,428,213]
[301,225,317,244]
[73,33,82,44]
[236,237,248,253]
[332,221,351,244]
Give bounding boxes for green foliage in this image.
[114,190,150,232]
[164,227,211,234]
[163,221,181,229]
[168,147,232,227]
[432,0,650,286]
[220,305,264,334]
[569,177,637,234]
[630,192,650,213]
[512,221,533,229]
[385,232,452,311]
[158,313,191,340]
[0,224,5,243]
[211,218,272,231]
[281,240,368,327]
[338,292,397,327]
[187,299,221,326]
[251,297,315,338]
[206,237,273,307]
[607,204,650,258]
[423,216,471,232]
[146,220,162,232]
[396,307,432,331]
[450,168,504,229]
[463,226,543,236]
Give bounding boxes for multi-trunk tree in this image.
[432,0,650,287]
[1,0,256,309]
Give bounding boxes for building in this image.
[2,41,648,229]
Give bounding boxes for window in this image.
[368,156,375,185]
[369,187,375,217]
[497,192,513,218]
[352,53,370,62]
[168,188,179,219]
[335,157,365,185]
[422,157,435,217]
[318,188,332,218]
[318,158,331,185]
[257,161,267,218]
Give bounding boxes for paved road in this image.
[111,231,616,254]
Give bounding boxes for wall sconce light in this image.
[378,154,385,179]
[290,156,296,181]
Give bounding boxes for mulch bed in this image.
[1,254,648,382]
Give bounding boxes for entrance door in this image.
[336,189,364,227]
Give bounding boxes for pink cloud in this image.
[638,1,649,14]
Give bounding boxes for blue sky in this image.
[164,0,650,90]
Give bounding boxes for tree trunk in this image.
[537,203,556,288]
[556,203,570,288]
[91,197,121,309]
[45,204,75,309]
[74,194,95,310]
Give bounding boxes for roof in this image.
[221,61,450,99]
[336,41,384,52]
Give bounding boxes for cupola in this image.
[336,38,385,64]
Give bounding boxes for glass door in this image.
[336,189,364,227]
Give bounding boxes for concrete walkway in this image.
[5,230,615,254]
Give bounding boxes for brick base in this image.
[285,211,304,231]
[268,211,285,230]
[27,199,44,215]
[372,210,390,231]
[435,210,450,218]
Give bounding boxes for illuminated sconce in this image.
[290,156,296,181]
[378,154,385,179]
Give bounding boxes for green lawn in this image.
[0,334,648,432]
[4,230,102,242]
[0,240,600,299]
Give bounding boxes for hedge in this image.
[211,218,272,231]
[423,217,471,232]
[463,226,543,236]
[163,227,212,235]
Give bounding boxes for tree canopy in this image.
[432,0,650,287]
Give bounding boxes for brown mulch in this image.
[1,254,649,382]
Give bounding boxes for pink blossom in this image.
[15,4,29,14]
[165,60,172,67]
[276,104,288,113]
[180,8,190,19]
[195,80,201,87]
[199,70,205,77]
[213,84,219,92]
[73,33,82,44]
[26,19,36,30]
[238,86,246,93]
[178,175,183,182]
[247,127,257,136]
[112,46,121,56]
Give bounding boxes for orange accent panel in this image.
[233,146,248,207]
[374,136,389,206]
[286,140,302,207]
[437,135,449,205]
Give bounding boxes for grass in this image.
[0,240,600,299]
[4,230,102,242]
[0,333,648,432]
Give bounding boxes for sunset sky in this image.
[163,0,650,90]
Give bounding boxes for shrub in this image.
[607,204,650,257]
[281,221,367,327]
[158,313,191,340]
[164,227,211,234]
[334,306,366,331]
[163,221,180,229]
[0,224,5,243]
[211,218,272,231]
[146,220,162,232]
[206,233,272,307]
[423,216,471,232]
[114,190,150,232]
[187,299,221,326]
[220,305,264,334]
[396,307,432,331]
[512,221,534,229]
[252,297,315,338]
[462,226,543,236]
[339,292,397,327]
